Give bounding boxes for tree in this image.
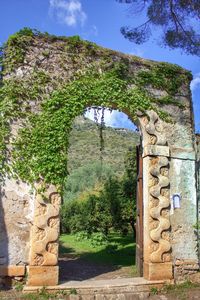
[101,177,123,233]
[61,193,113,235]
[121,146,137,235]
[61,149,138,236]
[63,161,114,202]
[116,0,200,56]
[123,146,137,199]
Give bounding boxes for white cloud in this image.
[191,73,200,91]
[85,108,136,131]
[49,0,87,27]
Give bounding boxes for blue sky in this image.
[0,0,199,131]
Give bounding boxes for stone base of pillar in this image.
[27,266,59,286]
[144,262,173,281]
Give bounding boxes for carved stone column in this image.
[139,111,173,280]
[27,185,61,286]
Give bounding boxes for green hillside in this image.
[67,116,140,177]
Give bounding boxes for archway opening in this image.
[58,106,143,282]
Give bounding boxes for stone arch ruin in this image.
[0,30,199,286]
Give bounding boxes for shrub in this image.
[90,232,108,247]
[74,231,90,241]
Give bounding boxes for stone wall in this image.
[167,108,198,280]
[196,134,200,263]
[170,156,199,280]
[0,33,199,282]
[0,178,34,267]
[0,119,35,268]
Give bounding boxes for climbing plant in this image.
[0,28,192,188]
[92,106,106,170]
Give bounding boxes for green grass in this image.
[59,232,136,271]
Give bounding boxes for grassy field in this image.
[59,232,136,271]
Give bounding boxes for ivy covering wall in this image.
[0,28,192,188]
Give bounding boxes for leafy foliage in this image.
[74,231,90,241]
[63,161,115,202]
[61,192,113,235]
[3,28,36,72]
[61,148,137,236]
[90,232,109,247]
[0,28,190,187]
[137,62,191,96]
[10,64,186,186]
[117,0,200,56]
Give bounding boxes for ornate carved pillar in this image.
[139,111,173,280]
[27,185,61,286]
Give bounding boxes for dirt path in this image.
[59,254,135,281]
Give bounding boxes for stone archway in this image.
[26,110,172,286]
[0,29,199,286]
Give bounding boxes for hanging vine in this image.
[93,106,105,174]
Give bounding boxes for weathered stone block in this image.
[143,145,170,157]
[143,262,173,280]
[26,266,58,286]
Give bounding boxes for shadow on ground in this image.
[59,242,137,281]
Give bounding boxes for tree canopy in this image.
[117,0,200,56]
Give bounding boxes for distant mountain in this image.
[67,116,140,177]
